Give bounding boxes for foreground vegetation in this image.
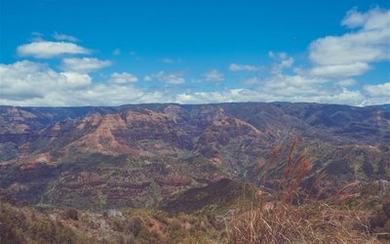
[1,193,388,243]
[227,139,389,244]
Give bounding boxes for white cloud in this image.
[310,62,370,77]
[144,71,185,84]
[229,63,258,72]
[110,72,138,84]
[342,7,390,30]
[234,51,368,105]
[174,88,365,106]
[0,61,91,102]
[269,52,294,74]
[17,41,90,58]
[52,33,79,42]
[64,84,148,106]
[309,8,390,78]
[202,69,224,82]
[31,32,45,42]
[362,82,390,105]
[60,72,92,88]
[0,60,159,106]
[364,82,390,97]
[337,79,356,87]
[61,57,111,73]
[0,59,386,106]
[309,32,389,66]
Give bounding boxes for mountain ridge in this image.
[0,102,389,209]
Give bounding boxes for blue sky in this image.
[0,0,389,106]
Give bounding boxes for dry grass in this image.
[227,138,380,244]
[227,202,377,244]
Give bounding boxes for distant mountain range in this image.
[0,102,389,209]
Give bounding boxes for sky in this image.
[0,0,389,106]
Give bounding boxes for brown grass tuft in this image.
[227,202,377,244]
[227,138,380,244]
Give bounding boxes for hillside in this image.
[0,102,389,209]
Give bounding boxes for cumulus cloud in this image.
[229,63,258,72]
[202,69,224,82]
[0,60,161,106]
[309,8,390,77]
[144,71,185,84]
[342,7,390,30]
[234,48,369,105]
[0,61,91,102]
[52,33,79,42]
[364,82,390,97]
[110,72,138,84]
[0,59,387,106]
[268,51,294,74]
[362,82,390,104]
[310,62,371,77]
[17,41,90,58]
[337,79,356,87]
[61,57,111,73]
